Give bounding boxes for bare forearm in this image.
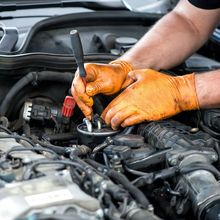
[120,12,201,70]
[195,70,220,108]
[120,0,220,70]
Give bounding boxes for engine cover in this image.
[0,171,102,220]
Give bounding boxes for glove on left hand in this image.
[101,69,199,130]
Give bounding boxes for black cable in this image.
[107,169,150,209]
[43,132,77,142]
[23,159,85,180]
[85,159,150,209]
[126,209,162,220]
[35,140,72,155]
[0,125,12,134]
[124,166,152,176]
[0,129,81,156]
[103,153,110,168]
[132,163,220,188]
[200,121,220,139]
[0,134,35,146]
[85,158,106,170]
[0,130,74,156]
[69,166,83,185]
[92,141,108,154]
[4,147,59,159]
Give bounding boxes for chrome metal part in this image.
[77,123,119,137]
[23,101,33,121]
[83,118,93,133]
[97,118,102,130]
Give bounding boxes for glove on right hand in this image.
[71,60,134,119]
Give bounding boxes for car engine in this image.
[0,7,220,220]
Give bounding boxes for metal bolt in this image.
[101,182,107,189]
[148,204,154,212]
[95,188,99,193]
[171,158,177,166]
[83,118,92,132]
[211,154,218,161]
[190,127,199,133]
[96,209,104,219]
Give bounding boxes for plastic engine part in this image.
[62,96,76,117]
[138,120,219,150]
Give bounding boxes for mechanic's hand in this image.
[101,69,199,130]
[71,60,134,120]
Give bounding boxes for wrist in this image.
[176,73,199,111]
[194,71,220,109]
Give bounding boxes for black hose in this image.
[0,131,73,156]
[85,158,106,170]
[132,163,220,188]
[0,134,35,146]
[0,125,12,134]
[200,121,220,139]
[36,140,70,155]
[38,141,91,158]
[107,169,150,209]
[43,132,77,142]
[4,147,59,159]
[126,209,162,220]
[124,166,152,176]
[23,159,85,180]
[85,158,150,209]
[0,71,73,116]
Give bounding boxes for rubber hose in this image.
[36,140,69,155]
[86,158,150,209]
[106,169,150,209]
[126,209,162,220]
[85,158,106,169]
[85,158,150,208]
[0,71,73,116]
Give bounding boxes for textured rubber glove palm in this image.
[102,69,199,130]
[71,60,134,120]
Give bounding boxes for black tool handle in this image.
[70,30,87,78]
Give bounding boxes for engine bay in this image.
[0,9,220,220]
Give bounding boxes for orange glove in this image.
[101,69,199,130]
[71,60,134,120]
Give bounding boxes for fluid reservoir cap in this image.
[77,123,119,136]
[113,134,145,149]
[115,37,138,46]
[77,122,120,147]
